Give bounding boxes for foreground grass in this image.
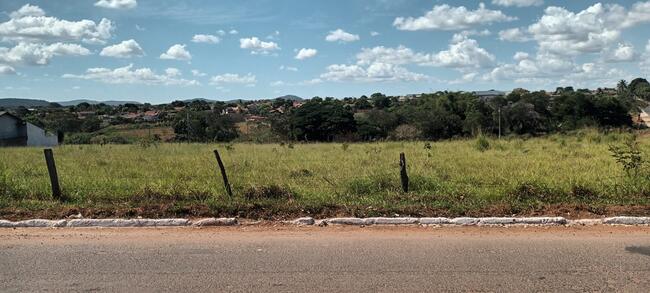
[1,130,650,219]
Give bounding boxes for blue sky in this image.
[0,0,649,103]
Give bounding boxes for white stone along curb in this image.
[0,217,649,228]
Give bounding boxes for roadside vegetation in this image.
[2,129,650,219]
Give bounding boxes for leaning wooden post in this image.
[399,152,409,193]
[43,148,62,200]
[213,149,233,198]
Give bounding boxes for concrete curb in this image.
[1,217,649,228]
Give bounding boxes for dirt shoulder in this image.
[2,202,650,221]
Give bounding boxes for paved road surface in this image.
[1,225,650,292]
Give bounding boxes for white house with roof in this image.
[0,111,59,147]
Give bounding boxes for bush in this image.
[609,134,643,177]
[474,134,490,152]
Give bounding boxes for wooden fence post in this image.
[213,149,233,198]
[43,148,62,200]
[399,152,409,193]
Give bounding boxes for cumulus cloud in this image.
[210,73,256,85]
[603,43,637,62]
[62,64,199,86]
[94,0,137,9]
[165,67,181,77]
[426,35,496,68]
[295,48,317,60]
[325,29,360,43]
[498,28,530,42]
[370,31,380,37]
[239,37,279,54]
[393,3,515,31]
[0,4,113,44]
[320,63,427,82]
[192,34,220,44]
[0,42,90,66]
[160,44,191,61]
[492,0,543,7]
[356,45,429,66]
[100,39,144,58]
[528,2,650,56]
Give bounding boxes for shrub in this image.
[609,134,643,177]
[474,134,490,152]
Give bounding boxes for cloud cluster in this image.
[0,42,90,70]
[325,29,359,43]
[239,37,279,54]
[0,4,113,44]
[63,64,198,86]
[160,44,191,61]
[393,3,515,31]
[100,39,144,58]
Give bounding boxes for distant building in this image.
[473,90,506,100]
[0,111,58,147]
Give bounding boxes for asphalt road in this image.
[1,225,650,292]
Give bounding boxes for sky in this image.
[0,0,649,104]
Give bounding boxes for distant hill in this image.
[0,98,53,108]
[276,95,303,101]
[58,99,141,106]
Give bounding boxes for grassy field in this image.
[2,129,650,219]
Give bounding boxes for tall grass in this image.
[1,129,650,216]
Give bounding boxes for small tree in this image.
[609,134,643,177]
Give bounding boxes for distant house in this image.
[0,111,58,147]
[638,105,650,127]
[474,90,506,100]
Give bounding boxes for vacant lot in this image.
[1,130,650,219]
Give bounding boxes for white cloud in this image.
[279,65,298,72]
[216,30,226,36]
[160,44,191,61]
[210,73,256,85]
[325,29,360,43]
[239,37,279,54]
[498,28,530,42]
[165,67,181,77]
[393,3,515,31]
[320,63,427,82]
[0,65,16,75]
[295,48,318,60]
[640,40,650,73]
[370,31,380,37]
[0,4,113,44]
[94,0,137,9]
[0,42,90,66]
[100,39,144,58]
[481,52,624,86]
[191,69,206,77]
[603,43,637,62]
[356,45,429,66]
[192,34,220,44]
[426,36,495,68]
[9,4,44,18]
[492,0,543,7]
[229,29,239,35]
[528,3,650,56]
[62,64,199,86]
